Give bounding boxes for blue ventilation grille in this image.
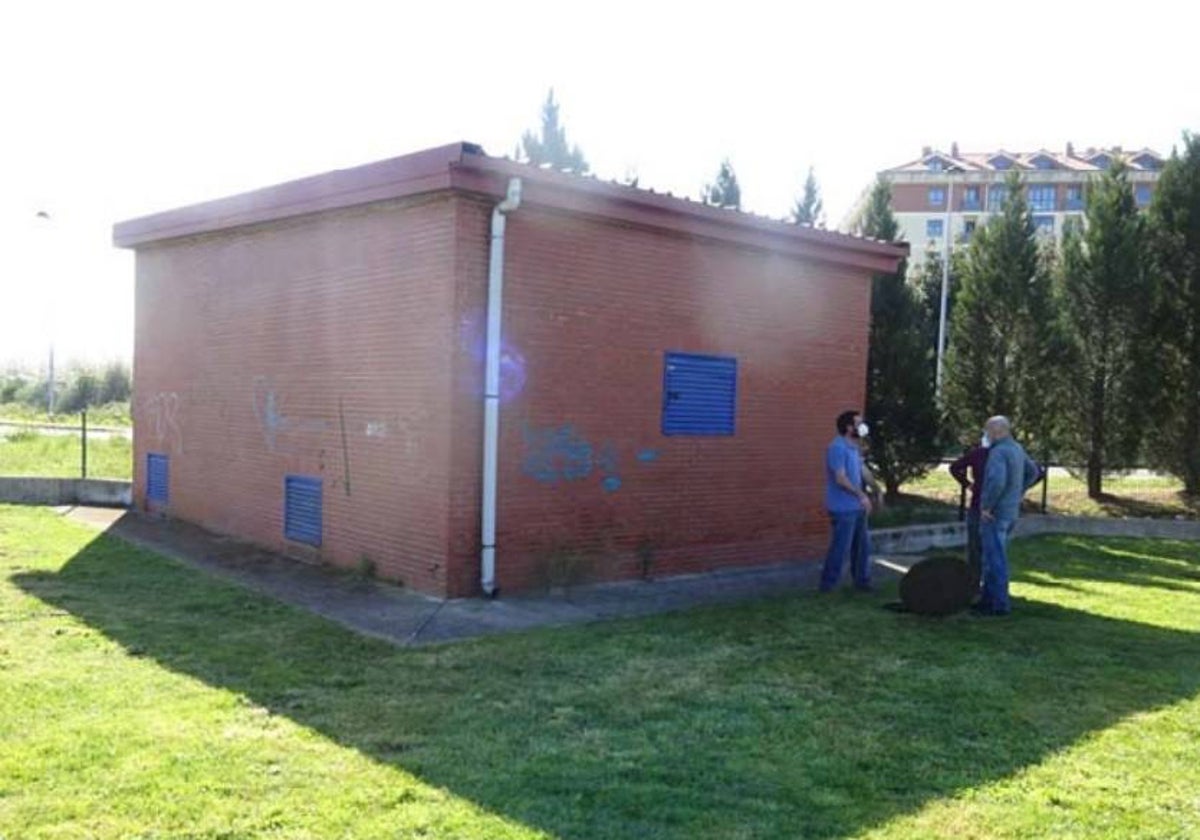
[146,453,169,504]
[284,475,323,547]
[662,352,738,436]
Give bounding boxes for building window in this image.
[990,156,1013,171]
[147,453,169,505]
[1032,155,1057,170]
[1134,155,1161,171]
[962,219,977,241]
[1135,184,1152,208]
[1091,154,1111,170]
[926,219,944,239]
[927,158,944,172]
[1033,215,1055,235]
[662,352,737,436]
[284,475,323,546]
[928,187,946,208]
[962,186,981,210]
[1028,185,1057,212]
[1066,185,1084,211]
[988,185,1008,211]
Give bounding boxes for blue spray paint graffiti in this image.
[597,442,622,493]
[521,426,658,492]
[522,425,593,483]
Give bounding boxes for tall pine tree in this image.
[702,159,742,209]
[1147,134,1200,494]
[519,89,589,174]
[1059,161,1154,497]
[859,177,941,500]
[791,166,824,225]
[944,172,1062,449]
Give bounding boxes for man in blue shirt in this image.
[975,415,1041,616]
[819,410,874,592]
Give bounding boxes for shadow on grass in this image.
[1085,491,1200,520]
[14,534,1200,839]
[1020,535,1200,594]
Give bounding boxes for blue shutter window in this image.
[284,475,323,547]
[146,453,169,504]
[662,352,737,436]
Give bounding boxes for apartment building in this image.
[874,145,1163,269]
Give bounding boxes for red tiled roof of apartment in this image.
[884,146,1164,174]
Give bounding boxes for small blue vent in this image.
[662,352,738,436]
[146,453,169,504]
[284,475,323,547]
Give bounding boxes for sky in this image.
[2,0,1197,368]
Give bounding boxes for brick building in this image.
[864,144,1164,270]
[114,143,905,598]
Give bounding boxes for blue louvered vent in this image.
[146,453,169,504]
[662,352,738,436]
[284,475,323,547]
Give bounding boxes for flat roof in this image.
[114,142,907,274]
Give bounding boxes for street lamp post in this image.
[935,174,954,399]
[36,210,55,415]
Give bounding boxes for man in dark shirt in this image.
[949,434,990,601]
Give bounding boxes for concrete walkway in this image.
[61,507,905,646]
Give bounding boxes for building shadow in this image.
[13,533,1200,839]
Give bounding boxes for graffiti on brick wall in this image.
[251,377,329,453]
[521,425,659,492]
[143,391,184,454]
[522,424,593,483]
[597,442,622,493]
[459,311,527,402]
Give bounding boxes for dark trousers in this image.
[820,511,872,591]
[965,509,983,600]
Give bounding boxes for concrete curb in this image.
[873,514,1200,555]
[0,477,131,508]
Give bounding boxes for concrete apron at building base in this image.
[58,508,1200,647]
[0,477,131,508]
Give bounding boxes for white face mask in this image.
[856,422,870,438]
[981,433,991,449]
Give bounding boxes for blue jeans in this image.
[980,517,1016,613]
[820,511,872,591]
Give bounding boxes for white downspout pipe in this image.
[480,177,522,597]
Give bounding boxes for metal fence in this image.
[0,410,132,480]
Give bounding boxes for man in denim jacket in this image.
[975,416,1040,616]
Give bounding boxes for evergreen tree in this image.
[519,89,589,174]
[702,159,742,209]
[1146,133,1200,494]
[943,172,1064,451]
[1058,161,1154,497]
[791,166,824,225]
[859,177,941,499]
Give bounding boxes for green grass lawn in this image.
[0,401,131,427]
[873,466,1198,528]
[2,506,1198,838]
[0,430,131,479]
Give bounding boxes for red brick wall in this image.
[132,195,458,593]
[445,198,873,596]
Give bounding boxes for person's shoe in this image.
[970,603,1010,617]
